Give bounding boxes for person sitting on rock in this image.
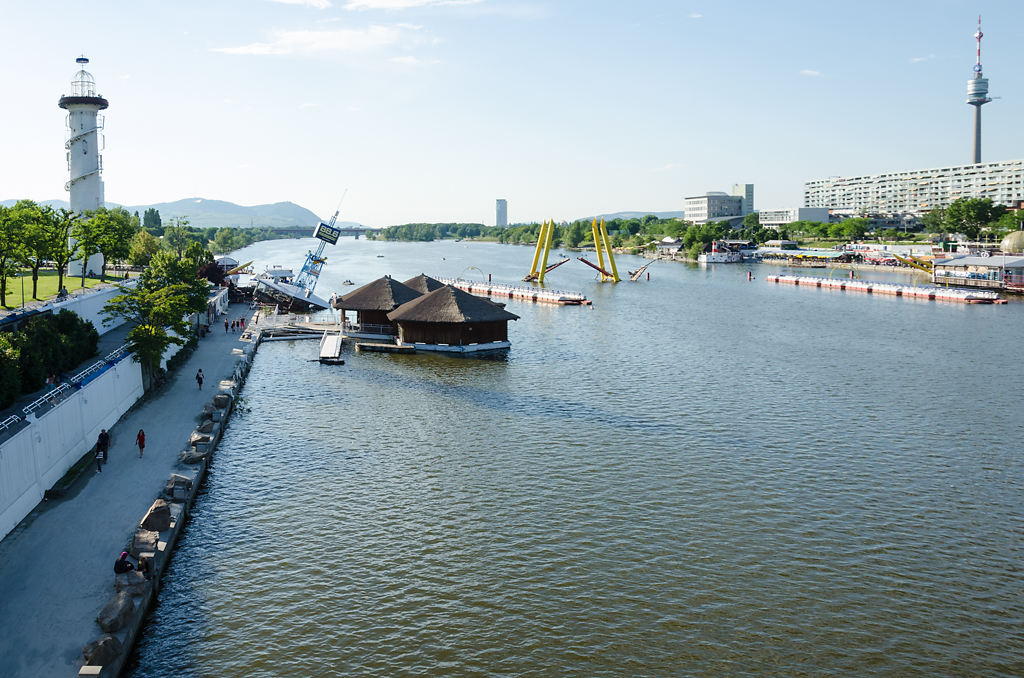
[113,551,135,574]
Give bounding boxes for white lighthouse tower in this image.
[59,56,108,277]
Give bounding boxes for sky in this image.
[2,0,1022,226]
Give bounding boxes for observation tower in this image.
[59,56,108,276]
[966,16,992,165]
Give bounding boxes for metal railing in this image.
[343,321,396,336]
[0,414,21,433]
[22,383,73,416]
[21,342,134,417]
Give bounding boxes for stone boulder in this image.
[131,528,159,558]
[212,394,231,410]
[115,570,151,596]
[163,473,193,498]
[82,634,123,666]
[140,499,171,532]
[96,591,134,633]
[179,447,209,465]
[197,420,216,434]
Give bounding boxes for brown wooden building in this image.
[332,276,422,330]
[387,285,519,347]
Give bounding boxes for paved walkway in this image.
[0,303,256,677]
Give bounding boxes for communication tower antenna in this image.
[966,14,993,164]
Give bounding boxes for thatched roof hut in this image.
[402,273,446,296]
[333,276,422,327]
[387,284,519,347]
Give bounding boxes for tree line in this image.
[0,200,292,307]
[371,197,1023,254]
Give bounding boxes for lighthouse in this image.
[59,56,108,277]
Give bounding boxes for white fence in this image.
[0,354,144,541]
[49,282,132,335]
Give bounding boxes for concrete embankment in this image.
[0,303,263,678]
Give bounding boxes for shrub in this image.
[0,335,20,408]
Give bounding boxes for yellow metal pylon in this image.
[599,218,620,282]
[538,218,556,283]
[528,220,548,279]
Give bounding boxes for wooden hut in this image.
[332,276,422,334]
[402,273,446,296]
[386,284,519,351]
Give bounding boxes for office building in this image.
[496,199,508,227]
[758,207,831,230]
[684,183,754,224]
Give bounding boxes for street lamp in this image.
[20,272,25,311]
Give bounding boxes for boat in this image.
[251,209,344,312]
[698,241,742,264]
[341,280,354,286]
[253,267,331,312]
[376,254,384,258]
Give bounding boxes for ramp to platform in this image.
[319,331,344,363]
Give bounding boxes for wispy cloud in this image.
[213,25,416,55]
[345,0,482,9]
[689,13,703,19]
[390,55,440,65]
[800,69,821,77]
[910,53,936,63]
[268,0,333,7]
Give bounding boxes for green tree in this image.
[0,204,26,307]
[840,217,870,241]
[103,283,193,390]
[143,208,162,232]
[162,218,195,258]
[143,250,210,315]
[0,335,21,408]
[128,230,161,267]
[920,207,946,235]
[12,201,51,299]
[70,211,103,287]
[742,212,760,230]
[85,206,137,280]
[945,198,1001,241]
[564,221,586,248]
[48,208,78,293]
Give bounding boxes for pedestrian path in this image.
[0,303,256,677]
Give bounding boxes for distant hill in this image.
[583,210,686,221]
[0,197,363,230]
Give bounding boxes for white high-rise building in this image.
[496,199,508,227]
[59,56,108,277]
[804,160,1024,215]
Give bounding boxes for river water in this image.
[129,238,1024,677]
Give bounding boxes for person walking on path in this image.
[97,429,110,465]
[136,429,146,458]
[224,318,229,333]
[94,444,103,473]
[196,368,205,390]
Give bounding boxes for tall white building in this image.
[804,159,1024,216]
[732,183,754,216]
[59,56,108,277]
[496,199,508,227]
[684,183,753,224]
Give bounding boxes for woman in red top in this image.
[136,429,146,458]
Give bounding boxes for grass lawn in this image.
[1,269,110,309]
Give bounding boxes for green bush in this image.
[7,310,98,395]
[0,335,21,409]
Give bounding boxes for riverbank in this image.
[0,303,257,677]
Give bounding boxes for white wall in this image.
[0,356,144,541]
[50,282,131,335]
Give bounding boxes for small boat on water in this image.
[342,280,354,286]
[698,241,742,264]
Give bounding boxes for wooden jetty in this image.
[355,342,416,354]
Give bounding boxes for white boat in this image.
[698,241,742,264]
[253,267,330,311]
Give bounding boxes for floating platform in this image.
[765,274,1007,304]
[355,342,416,353]
[438,278,591,305]
[319,331,345,364]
